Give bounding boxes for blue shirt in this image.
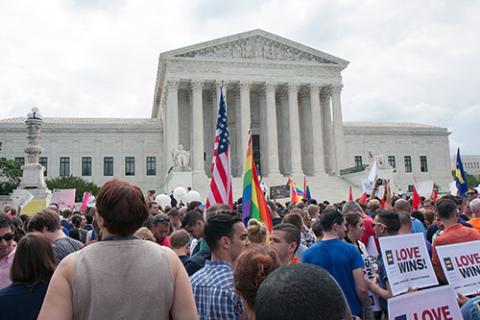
[411,218,426,236]
[190,260,243,320]
[0,281,49,320]
[303,239,365,317]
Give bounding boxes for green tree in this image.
[451,170,479,189]
[0,158,22,195]
[46,176,99,202]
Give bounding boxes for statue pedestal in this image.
[164,171,210,198]
[164,172,193,193]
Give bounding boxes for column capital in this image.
[165,80,180,91]
[288,82,300,93]
[190,80,204,91]
[239,81,252,91]
[330,84,343,95]
[265,81,277,92]
[320,86,332,99]
[309,84,321,94]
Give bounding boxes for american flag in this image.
[206,85,233,209]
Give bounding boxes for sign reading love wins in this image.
[436,240,480,296]
[388,286,462,320]
[379,233,438,296]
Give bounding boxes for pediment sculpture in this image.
[175,35,336,64]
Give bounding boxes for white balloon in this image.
[155,194,171,209]
[173,187,187,201]
[185,190,201,204]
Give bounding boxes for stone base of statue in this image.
[164,170,209,195]
[16,163,51,199]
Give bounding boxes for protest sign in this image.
[388,286,462,320]
[416,181,433,198]
[361,179,372,193]
[379,233,438,296]
[51,188,76,210]
[80,191,91,213]
[436,240,480,296]
[448,181,457,195]
[21,199,47,216]
[269,185,290,200]
[10,189,34,208]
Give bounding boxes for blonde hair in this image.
[247,219,267,244]
[134,227,156,241]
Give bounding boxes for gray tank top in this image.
[72,239,174,320]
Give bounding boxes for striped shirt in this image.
[190,260,243,320]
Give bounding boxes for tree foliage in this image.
[451,170,479,189]
[46,176,100,202]
[0,158,22,195]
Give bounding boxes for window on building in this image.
[388,155,396,169]
[408,185,414,193]
[104,157,113,176]
[14,157,25,166]
[146,156,156,176]
[60,157,70,176]
[125,157,135,176]
[404,156,412,173]
[420,156,428,172]
[39,157,48,176]
[82,157,92,176]
[354,156,363,168]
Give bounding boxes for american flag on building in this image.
[206,85,233,209]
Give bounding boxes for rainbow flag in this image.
[242,135,272,232]
[288,177,304,203]
[303,176,312,202]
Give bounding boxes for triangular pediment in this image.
[163,29,348,65]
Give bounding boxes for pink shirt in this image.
[0,247,16,289]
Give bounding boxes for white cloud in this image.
[0,0,479,154]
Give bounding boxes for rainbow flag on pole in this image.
[242,135,272,232]
[287,177,304,203]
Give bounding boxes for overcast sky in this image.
[1,0,479,155]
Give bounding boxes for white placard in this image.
[361,178,373,193]
[416,181,433,198]
[388,286,462,320]
[449,181,458,195]
[11,189,34,208]
[436,240,480,296]
[368,160,377,183]
[379,233,438,296]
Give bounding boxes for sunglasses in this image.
[0,232,14,242]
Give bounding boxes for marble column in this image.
[310,84,325,174]
[238,81,251,173]
[265,82,280,176]
[331,85,346,172]
[191,80,204,173]
[165,80,179,169]
[321,88,335,174]
[288,83,303,175]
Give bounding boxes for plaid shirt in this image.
[190,260,243,320]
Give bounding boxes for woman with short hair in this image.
[0,232,56,320]
[39,179,198,320]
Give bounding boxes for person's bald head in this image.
[394,198,411,214]
[367,199,381,212]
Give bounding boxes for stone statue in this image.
[368,151,388,169]
[171,144,191,171]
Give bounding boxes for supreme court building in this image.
[0,30,452,201]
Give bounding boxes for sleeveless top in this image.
[72,239,174,320]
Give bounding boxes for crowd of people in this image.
[1,179,480,319]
